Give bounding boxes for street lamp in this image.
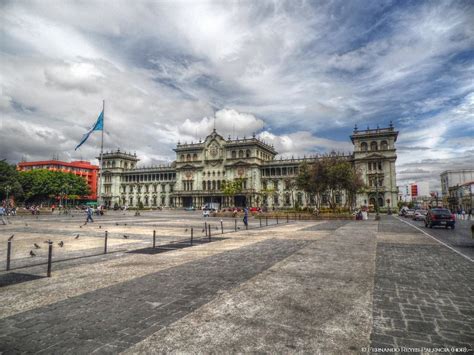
[5,186,11,205]
[374,172,380,221]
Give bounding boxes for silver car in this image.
[412,210,427,221]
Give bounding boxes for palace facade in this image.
[99,125,398,210]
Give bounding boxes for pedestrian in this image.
[469,208,472,221]
[86,206,94,223]
[243,207,248,228]
[461,209,465,221]
[0,206,7,225]
[51,204,56,214]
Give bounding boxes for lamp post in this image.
[374,172,380,221]
[5,186,11,206]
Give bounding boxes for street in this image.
[396,216,474,260]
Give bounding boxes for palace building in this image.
[99,124,398,210]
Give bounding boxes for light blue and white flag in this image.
[75,110,104,150]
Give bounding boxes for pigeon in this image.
[8,235,14,241]
[30,250,36,257]
[58,241,64,247]
[124,223,127,226]
[237,227,241,230]
[34,243,41,249]
[99,225,102,229]
[115,222,119,226]
[202,229,205,233]
[75,234,80,239]
[25,223,28,227]
[123,235,129,239]
[80,225,82,228]
[185,228,188,232]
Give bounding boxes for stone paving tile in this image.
[300,220,351,231]
[370,242,474,352]
[0,238,309,353]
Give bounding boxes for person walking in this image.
[0,206,7,225]
[243,207,249,228]
[86,206,94,224]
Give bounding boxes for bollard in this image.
[6,240,12,271]
[153,230,156,249]
[234,219,237,231]
[276,215,279,224]
[208,224,211,241]
[104,230,108,254]
[266,216,268,226]
[259,217,262,228]
[190,227,193,246]
[299,214,301,220]
[287,214,289,223]
[204,222,208,237]
[221,220,224,234]
[47,241,53,277]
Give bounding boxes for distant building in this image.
[447,181,474,212]
[98,125,399,210]
[398,181,430,203]
[440,170,474,197]
[17,160,99,200]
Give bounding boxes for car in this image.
[249,207,261,212]
[184,206,195,211]
[425,208,455,229]
[412,210,427,221]
[404,209,415,218]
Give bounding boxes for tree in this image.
[18,169,90,203]
[222,178,244,205]
[0,160,24,201]
[296,154,366,211]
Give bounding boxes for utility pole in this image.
[375,172,380,221]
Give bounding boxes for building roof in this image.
[18,160,99,170]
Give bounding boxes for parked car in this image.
[412,210,427,221]
[249,207,261,212]
[404,209,415,218]
[425,208,455,229]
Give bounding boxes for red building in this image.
[17,160,99,200]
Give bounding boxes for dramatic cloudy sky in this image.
[1,0,473,191]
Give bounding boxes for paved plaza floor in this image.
[0,211,472,354]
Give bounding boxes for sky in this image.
[0,0,473,191]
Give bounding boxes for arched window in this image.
[361,142,368,151]
[207,181,211,190]
[180,155,184,161]
[212,181,216,190]
[380,141,388,150]
[193,153,198,161]
[217,180,221,190]
[370,141,378,151]
[202,181,206,190]
[231,151,236,158]
[238,150,244,158]
[246,149,251,158]
[186,154,191,161]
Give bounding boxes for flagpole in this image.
[98,100,104,206]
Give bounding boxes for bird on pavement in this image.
[30,250,36,257]
[79,225,82,228]
[25,223,28,227]
[185,228,188,232]
[34,243,41,249]
[75,234,80,239]
[124,223,127,226]
[58,241,64,247]
[237,227,241,230]
[123,235,129,239]
[202,229,205,233]
[115,222,119,226]
[8,235,14,241]
[99,225,102,229]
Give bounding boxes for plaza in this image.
[0,211,472,353]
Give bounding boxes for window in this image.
[380,141,388,150]
[370,141,378,151]
[232,151,236,158]
[246,149,251,158]
[368,162,372,171]
[361,142,368,151]
[202,181,206,190]
[186,154,191,161]
[193,153,198,161]
[378,161,382,170]
[181,155,185,161]
[238,150,244,158]
[273,195,279,205]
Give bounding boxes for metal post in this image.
[220,220,223,234]
[153,230,156,248]
[266,216,268,226]
[276,215,279,224]
[208,224,211,241]
[104,230,108,254]
[259,217,262,227]
[190,227,193,245]
[6,240,12,271]
[234,219,237,231]
[287,214,289,223]
[204,222,208,237]
[47,241,53,277]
